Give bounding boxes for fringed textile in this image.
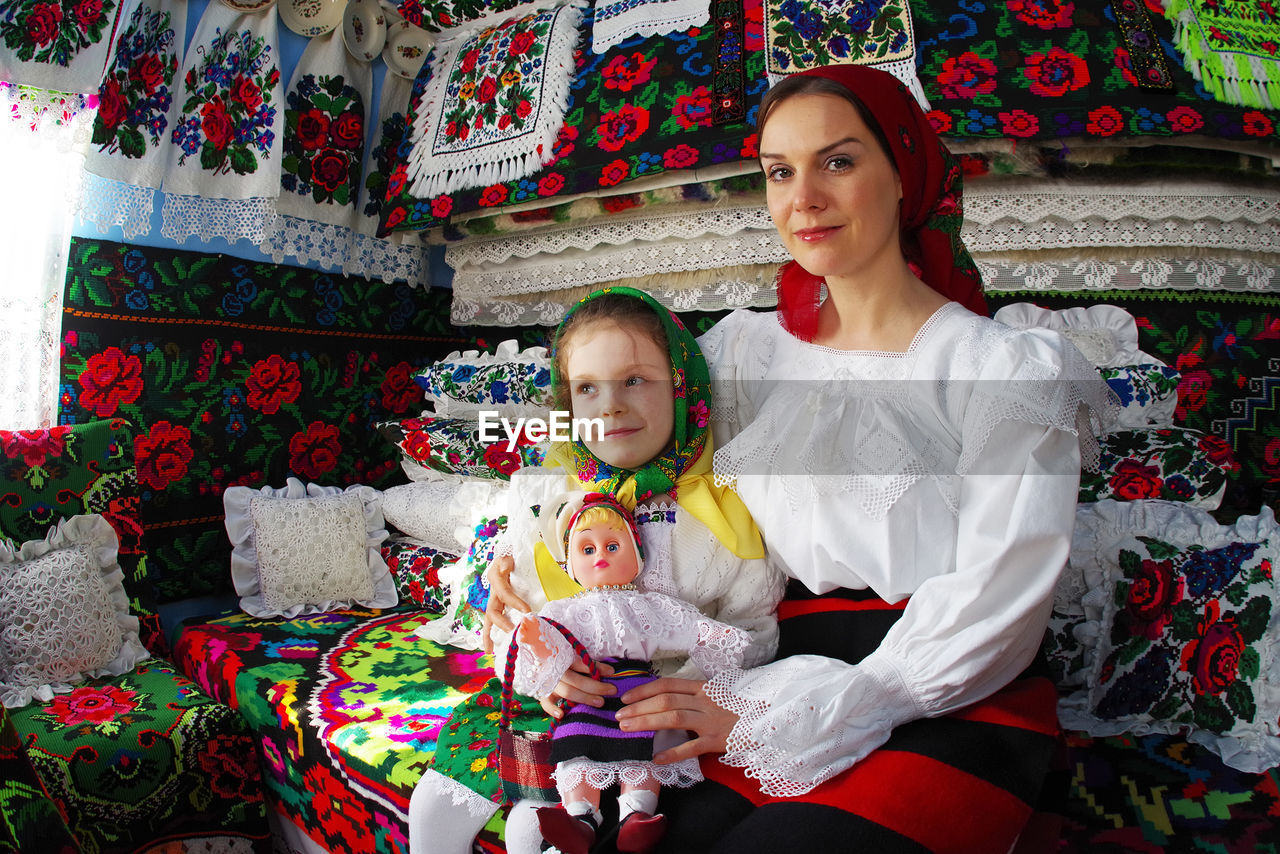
[1165,0,1280,110]
[405,0,586,198]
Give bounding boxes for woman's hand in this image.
[481,555,530,654]
[540,657,617,718]
[615,677,740,763]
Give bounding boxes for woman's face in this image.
[564,320,675,470]
[759,93,903,284]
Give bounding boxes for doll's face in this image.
[567,521,640,588]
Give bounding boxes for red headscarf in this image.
[766,65,987,340]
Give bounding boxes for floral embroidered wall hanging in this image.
[591,0,710,54]
[278,29,369,227]
[1165,0,1280,110]
[162,1,284,200]
[764,0,929,108]
[0,0,120,92]
[84,0,186,189]
[404,0,586,198]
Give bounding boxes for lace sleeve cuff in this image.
[703,654,914,797]
[511,619,575,699]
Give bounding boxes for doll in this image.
[511,492,750,854]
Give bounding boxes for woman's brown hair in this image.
[757,74,894,165]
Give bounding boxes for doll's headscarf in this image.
[767,65,987,341]
[544,286,762,560]
[559,492,646,580]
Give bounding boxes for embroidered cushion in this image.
[380,537,457,614]
[224,478,397,617]
[380,479,506,554]
[414,339,553,419]
[1060,499,1280,773]
[0,515,149,709]
[379,415,547,482]
[1080,427,1235,508]
[1098,363,1182,431]
[414,511,508,651]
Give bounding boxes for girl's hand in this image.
[615,677,740,763]
[482,555,531,653]
[540,657,617,719]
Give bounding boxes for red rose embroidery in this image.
[246,354,302,414]
[1108,459,1163,500]
[672,85,714,129]
[1166,106,1204,134]
[937,51,997,99]
[1197,434,1238,471]
[296,109,331,151]
[1176,369,1213,418]
[599,159,630,187]
[1,426,71,468]
[24,3,62,47]
[431,195,454,218]
[479,184,510,207]
[311,148,350,192]
[1023,47,1090,97]
[231,74,263,112]
[596,104,650,152]
[477,76,499,104]
[509,30,537,56]
[290,421,341,479]
[135,420,194,490]
[927,110,954,134]
[330,112,363,150]
[380,362,422,414]
[602,52,657,92]
[1087,105,1124,136]
[129,53,166,96]
[1007,0,1075,29]
[999,109,1039,138]
[537,173,565,196]
[1124,558,1183,640]
[1180,604,1245,696]
[44,685,138,726]
[1243,110,1274,137]
[482,444,522,477]
[200,97,235,150]
[98,77,127,129]
[79,347,144,416]
[663,143,699,168]
[74,0,103,29]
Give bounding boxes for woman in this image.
[603,65,1115,852]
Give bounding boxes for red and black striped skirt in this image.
[656,580,1062,854]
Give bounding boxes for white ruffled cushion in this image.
[224,478,397,617]
[0,514,149,709]
[1060,499,1280,773]
[993,303,1164,368]
[380,479,507,555]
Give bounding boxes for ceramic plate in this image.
[279,0,345,37]
[383,20,435,79]
[342,0,388,62]
[219,0,278,11]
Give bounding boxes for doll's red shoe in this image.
[536,805,597,854]
[616,811,667,854]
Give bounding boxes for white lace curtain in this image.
[0,85,94,430]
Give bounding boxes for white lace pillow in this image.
[380,479,506,555]
[0,514,149,709]
[224,478,397,617]
[993,303,1163,368]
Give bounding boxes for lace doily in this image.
[0,515,149,709]
[225,478,397,617]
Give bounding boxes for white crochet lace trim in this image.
[451,254,1280,325]
[0,84,95,144]
[416,769,501,820]
[77,172,157,240]
[554,757,702,792]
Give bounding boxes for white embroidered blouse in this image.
[696,303,1115,797]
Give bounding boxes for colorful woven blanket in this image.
[1165,0,1280,109]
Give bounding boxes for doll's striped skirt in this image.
[657,581,1062,854]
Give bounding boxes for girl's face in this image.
[759,93,904,285]
[563,320,675,470]
[567,521,640,588]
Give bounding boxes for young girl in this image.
[513,492,749,854]
[408,287,783,854]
